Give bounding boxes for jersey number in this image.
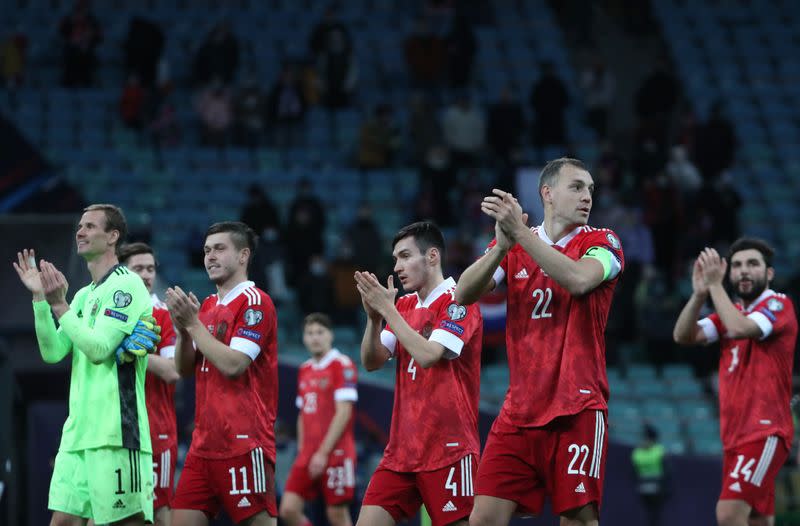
[326,459,355,494]
[114,468,125,495]
[444,457,474,496]
[567,444,590,475]
[407,358,417,381]
[730,455,755,482]
[728,346,740,373]
[304,392,318,414]
[228,466,251,495]
[531,288,553,319]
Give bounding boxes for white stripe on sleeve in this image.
[698,318,720,343]
[747,311,774,340]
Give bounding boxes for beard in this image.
[734,275,768,302]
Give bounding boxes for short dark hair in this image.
[538,157,588,200]
[728,237,775,268]
[392,221,446,260]
[304,312,333,330]
[118,242,155,265]
[205,221,258,251]
[83,204,128,248]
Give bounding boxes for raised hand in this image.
[13,249,45,300]
[482,189,527,243]
[165,286,200,330]
[354,272,398,319]
[691,258,708,296]
[39,260,69,307]
[698,247,727,287]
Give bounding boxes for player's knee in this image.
[469,508,499,526]
[717,505,746,526]
[326,504,353,526]
[278,501,302,524]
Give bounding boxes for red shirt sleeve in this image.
[230,297,275,360]
[429,296,482,358]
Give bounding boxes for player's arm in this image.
[32,301,73,363]
[147,354,180,383]
[382,306,448,368]
[702,248,764,340]
[315,400,354,459]
[173,328,196,377]
[186,318,253,378]
[355,271,391,371]
[454,239,506,305]
[296,414,304,451]
[40,262,142,364]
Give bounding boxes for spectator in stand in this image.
[530,61,569,148]
[357,104,400,170]
[1,28,27,90]
[240,184,281,239]
[297,254,337,317]
[285,179,327,287]
[408,93,442,165]
[580,57,615,139]
[404,17,445,97]
[241,185,289,304]
[693,101,736,182]
[666,145,702,202]
[267,65,307,151]
[418,145,456,228]
[195,79,232,147]
[309,7,357,109]
[445,12,477,89]
[700,172,742,246]
[349,204,384,277]
[59,0,102,87]
[634,57,679,145]
[124,16,164,88]
[149,89,180,148]
[487,86,525,164]
[192,21,239,86]
[234,72,266,148]
[442,95,485,170]
[119,74,147,130]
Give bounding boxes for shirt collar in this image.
[312,348,342,369]
[217,280,256,306]
[92,263,123,289]
[416,277,456,308]
[536,224,583,248]
[743,288,775,312]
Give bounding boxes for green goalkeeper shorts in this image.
[49,447,154,524]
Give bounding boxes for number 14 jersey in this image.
[489,225,624,429]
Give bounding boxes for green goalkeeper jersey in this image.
[33,264,153,453]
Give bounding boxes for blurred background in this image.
[1,0,799,524]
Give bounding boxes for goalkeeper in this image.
[12,204,159,526]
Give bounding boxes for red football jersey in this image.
[146,295,178,453]
[192,281,278,462]
[488,225,624,428]
[698,289,797,449]
[378,277,482,472]
[295,349,358,464]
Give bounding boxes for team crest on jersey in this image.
[215,321,228,340]
[605,233,620,250]
[767,298,784,312]
[90,300,100,317]
[244,308,263,326]
[447,303,467,321]
[113,290,132,308]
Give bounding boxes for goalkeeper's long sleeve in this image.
[33,300,72,363]
[57,308,127,364]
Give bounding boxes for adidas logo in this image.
[575,482,586,493]
[514,268,530,279]
[442,500,458,512]
[237,496,252,508]
[112,499,126,509]
[729,481,742,492]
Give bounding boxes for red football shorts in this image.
[362,454,477,526]
[284,453,356,505]
[719,436,789,516]
[172,447,277,523]
[476,410,607,516]
[152,446,177,510]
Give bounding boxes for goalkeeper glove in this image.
[115,316,161,365]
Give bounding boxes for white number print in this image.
[567,444,590,475]
[444,456,474,497]
[728,346,740,373]
[228,466,251,495]
[407,358,417,381]
[303,392,318,414]
[730,455,755,482]
[326,459,355,495]
[531,288,553,319]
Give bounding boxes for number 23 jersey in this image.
[489,225,624,429]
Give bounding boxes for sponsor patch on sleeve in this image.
[758,307,777,322]
[440,320,465,335]
[237,327,262,341]
[104,308,129,322]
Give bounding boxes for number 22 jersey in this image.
[488,225,624,429]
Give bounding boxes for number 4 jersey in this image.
[488,225,624,429]
[379,277,483,472]
[698,289,797,449]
